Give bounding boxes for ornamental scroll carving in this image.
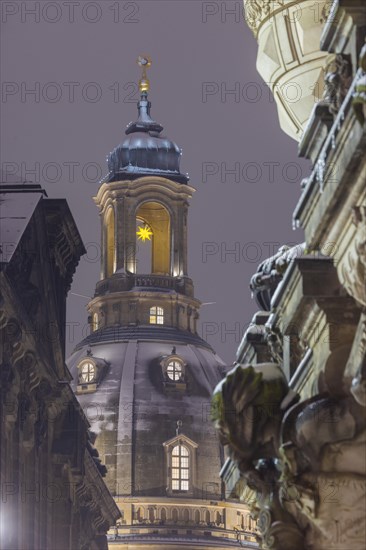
[243,1,279,36]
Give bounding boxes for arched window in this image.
[166,359,183,381]
[171,444,189,491]
[149,507,155,523]
[172,508,178,523]
[216,511,221,525]
[150,305,164,325]
[160,508,167,522]
[183,509,189,523]
[105,206,115,277]
[136,507,143,522]
[205,510,210,524]
[194,510,200,524]
[136,201,171,275]
[92,312,99,332]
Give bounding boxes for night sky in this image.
[1,1,309,363]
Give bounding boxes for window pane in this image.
[172,480,179,490]
[150,306,163,325]
[181,481,189,490]
[181,457,189,467]
[167,361,182,381]
[181,469,189,479]
[172,446,179,456]
[172,457,179,467]
[180,446,189,456]
[172,469,179,478]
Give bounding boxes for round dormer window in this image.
[166,359,183,381]
[79,360,96,383]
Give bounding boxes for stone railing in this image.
[95,273,194,297]
[133,274,176,289]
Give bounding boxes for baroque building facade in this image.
[0,183,120,549]
[67,59,258,549]
[214,1,366,549]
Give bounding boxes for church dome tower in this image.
[67,57,256,549]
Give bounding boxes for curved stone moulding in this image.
[338,206,366,308]
[244,0,331,141]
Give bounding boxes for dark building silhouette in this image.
[0,183,120,550]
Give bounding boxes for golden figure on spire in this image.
[137,55,152,93]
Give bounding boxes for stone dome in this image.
[67,325,225,499]
[103,92,188,184]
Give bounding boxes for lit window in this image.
[166,360,183,381]
[79,361,95,383]
[150,306,164,325]
[92,313,99,332]
[171,444,189,491]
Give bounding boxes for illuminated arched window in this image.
[92,312,99,332]
[150,306,164,325]
[136,201,171,275]
[105,206,115,277]
[171,444,189,491]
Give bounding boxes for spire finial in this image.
[176,420,182,436]
[137,55,152,94]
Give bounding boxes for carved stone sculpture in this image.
[212,362,366,549]
[324,54,353,116]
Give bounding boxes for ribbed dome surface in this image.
[103,92,188,184]
[67,328,226,498]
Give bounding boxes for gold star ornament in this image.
[136,225,153,242]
